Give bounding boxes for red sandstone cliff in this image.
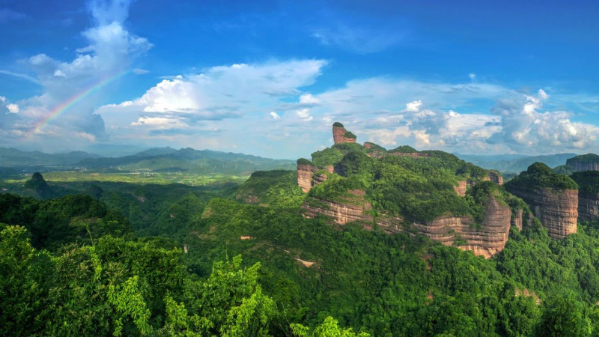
[578,192,599,222]
[333,124,357,144]
[488,171,503,185]
[508,187,578,239]
[302,194,512,258]
[297,163,318,193]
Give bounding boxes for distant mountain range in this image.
[0,147,102,167]
[0,147,295,176]
[455,153,578,173]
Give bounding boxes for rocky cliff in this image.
[578,192,599,222]
[297,162,318,193]
[303,194,512,258]
[570,161,599,172]
[412,196,511,258]
[302,190,374,226]
[333,123,357,144]
[488,171,503,185]
[508,187,578,239]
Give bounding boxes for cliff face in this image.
[570,161,599,172]
[412,196,511,258]
[333,125,357,144]
[488,171,504,185]
[303,194,512,258]
[578,192,599,222]
[297,163,318,193]
[302,190,374,226]
[508,187,578,239]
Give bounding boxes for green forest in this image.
[3,143,599,336]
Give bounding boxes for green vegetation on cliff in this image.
[236,170,305,207]
[572,171,599,195]
[506,162,578,191]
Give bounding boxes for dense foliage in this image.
[572,171,599,195]
[4,141,599,336]
[236,170,305,208]
[506,162,579,191]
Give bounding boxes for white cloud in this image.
[6,104,19,113]
[296,108,313,121]
[0,96,5,103]
[299,93,320,105]
[96,59,327,142]
[405,100,422,112]
[469,73,476,81]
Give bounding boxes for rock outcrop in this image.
[333,123,357,144]
[488,171,503,185]
[578,192,599,222]
[411,196,511,258]
[508,187,578,239]
[569,160,599,172]
[303,194,512,258]
[302,190,374,226]
[454,180,467,197]
[297,162,318,193]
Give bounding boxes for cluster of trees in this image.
[506,162,578,191]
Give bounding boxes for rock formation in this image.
[508,187,578,239]
[297,162,318,193]
[303,194,512,258]
[567,154,599,172]
[578,192,599,222]
[302,190,374,226]
[488,171,503,185]
[332,122,357,144]
[412,196,511,258]
[454,180,467,197]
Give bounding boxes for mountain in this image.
[456,153,577,173]
[77,147,295,175]
[0,147,102,167]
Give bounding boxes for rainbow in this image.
[31,69,130,134]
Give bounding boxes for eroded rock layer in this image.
[570,161,599,172]
[508,187,578,239]
[412,197,511,258]
[303,194,512,258]
[297,163,318,193]
[579,192,599,222]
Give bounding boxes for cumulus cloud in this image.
[489,89,599,153]
[96,59,327,143]
[6,104,19,113]
[405,100,422,112]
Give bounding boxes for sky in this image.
[1,0,599,159]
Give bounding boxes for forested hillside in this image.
[3,125,599,336]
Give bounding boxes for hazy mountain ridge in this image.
[456,153,577,173]
[0,147,103,167]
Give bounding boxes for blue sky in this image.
[1,0,599,158]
